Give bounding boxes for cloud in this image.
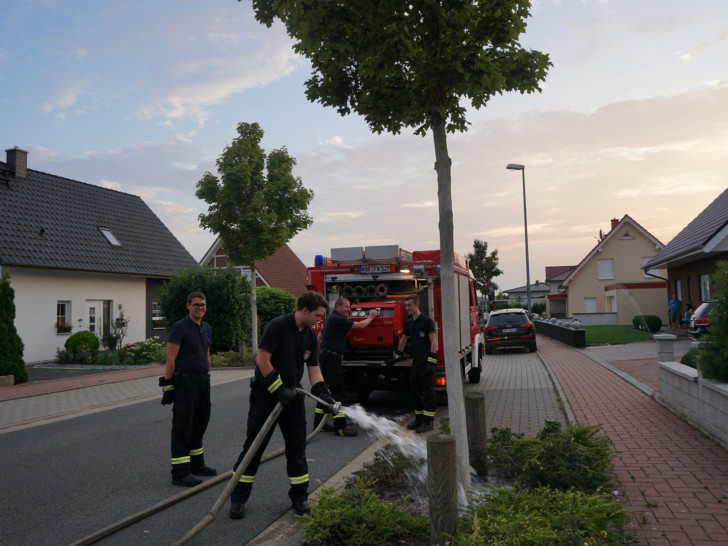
[41,80,90,112]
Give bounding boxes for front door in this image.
[86,301,104,338]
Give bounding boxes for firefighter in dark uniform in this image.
[393,293,438,433]
[159,291,217,487]
[229,291,336,520]
[313,297,378,436]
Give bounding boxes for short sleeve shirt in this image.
[669,299,682,314]
[168,316,211,373]
[404,313,436,365]
[321,310,354,353]
[255,313,318,387]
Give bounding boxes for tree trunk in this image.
[431,115,471,494]
[251,262,259,355]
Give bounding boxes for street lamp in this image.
[506,163,531,315]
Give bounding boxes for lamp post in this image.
[506,163,531,315]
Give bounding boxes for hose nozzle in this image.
[332,401,342,415]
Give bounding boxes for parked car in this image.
[484,308,537,354]
[688,300,717,339]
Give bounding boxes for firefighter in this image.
[393,293,438,433]
[229,291,336,520]
[159,291,217,487]
[313,297,378,436]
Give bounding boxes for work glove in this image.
[159,377,175,405]
[262,370,297,407]
[426,352,438,376]
[311,381,336,408]
[386,350,405,367]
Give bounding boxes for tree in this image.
[699,261,728,381]
[0,271,27,383]
[196,122,314,353]
[249,0,550,492]
[467,239,503,301]
[159,265,252,354]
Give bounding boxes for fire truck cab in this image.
[307,245,484,403]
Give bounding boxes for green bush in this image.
[487,420,615,493]
[531,302,546,315]
[126,337,165,365]
[0,271,27,383]
[632,315,662,333]
[699,260,728,381]
[64,330,100,360]
[302,477,429,546]
[209,350,256,368]
[454,487,630,545]
[160,265,251,353]
[256,286,297,337]
[680,348,699,369]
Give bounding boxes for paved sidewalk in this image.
[540,336,728,545]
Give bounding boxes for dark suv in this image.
[688,300,716,339]
[484,308,537,354]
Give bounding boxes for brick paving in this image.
[539,336,728,545]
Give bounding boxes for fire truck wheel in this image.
[468,364,481,384]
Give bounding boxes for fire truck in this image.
[306,245,484,402]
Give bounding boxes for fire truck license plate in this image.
[359,264,391,273]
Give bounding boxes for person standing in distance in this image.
[313,297,378,436]
[392,293,438,433]
[159,291,217,487]
[668,293,682,331]
[229,291,336,520]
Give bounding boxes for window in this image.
[700,274,711,301]
[597,259,614,280]
[152,301,165,329]
[674,279,682,301]
[56,301,71,332]
[584,297,597,313]
[99,227,122,246]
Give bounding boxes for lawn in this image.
[582,325,653,345]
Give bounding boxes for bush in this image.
[126,337,165,365]
[209,350,256,368]
[302,477,429,546]
[487,420,615,493]
[256,287,297,337]
[0,271,27,383]
[632,315,662,333]
[531,302,546,315]
[454,487,630,545]
[64,330,100,360]
[699,260,728,381]
[160,265,251,353]
[680,348,699,369]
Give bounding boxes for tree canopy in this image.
[467,239,503,298]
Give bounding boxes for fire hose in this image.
[69,388,340,546]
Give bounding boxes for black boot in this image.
[407,414,422,430]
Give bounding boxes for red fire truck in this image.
[306,245,484,402]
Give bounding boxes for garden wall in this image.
[534,320,586,348]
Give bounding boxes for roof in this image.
[504,282,550,293]
[200,237,308,297]
[545,265,576,282]
[561,215,663,287]
[0,152,197,277]
[643,188,728,269]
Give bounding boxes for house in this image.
[502,281,550,308]
[0,147,198,363]
[544,265,575,317]
[200,237,308,297]
[555,216,666,325]
[643,188,728,307]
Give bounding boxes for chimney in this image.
[610,218,619,230]
[6,146,28,178]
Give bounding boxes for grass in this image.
[583,325,653,345]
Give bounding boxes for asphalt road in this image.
[0,376,410,545]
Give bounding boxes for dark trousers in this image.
[231,381,308,504]
[314,351,348,431]
[410,364,436,422]
[170,374,211,478]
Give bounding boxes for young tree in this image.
[699,261,728,381]
[248,0,550,492]
[0,271,27,383]
[196,122,314,353]
[467,239,503,302]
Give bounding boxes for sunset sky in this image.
[2,0,727,291]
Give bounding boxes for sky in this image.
[2,0,727,292]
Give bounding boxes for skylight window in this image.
[100,227,122,246]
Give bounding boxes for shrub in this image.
[680,348,699,369]
[302,477,429,546]
[126,337,166,365]
[632,315,662,333]
[256,286,297,337]
[0,271,27,383]
[160,265,251,353]
[454,487,630,545]
[531,302,546,315]
[64,330,100,360]
[209,350,256,368]
[699,260,728,381]
[487,420,615,493]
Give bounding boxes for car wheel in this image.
[485,346,494,355]
[528,343,537,353]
